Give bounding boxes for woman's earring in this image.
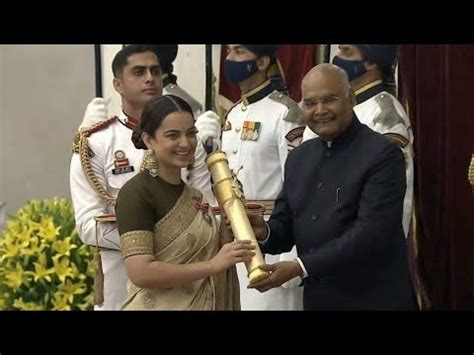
[144,150,159,178]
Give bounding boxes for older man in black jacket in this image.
[247,63,418,310]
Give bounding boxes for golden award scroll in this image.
[206,151,270,284]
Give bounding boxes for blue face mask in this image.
[224,59,259,84]
[332,55,367,82]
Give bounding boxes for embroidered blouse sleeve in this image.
[115,177,155,259]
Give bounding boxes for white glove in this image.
[79,97,111,130]
[195,110,221,151]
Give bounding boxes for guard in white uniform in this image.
[302,44,414,237]
[70,45,214,310]
[197,44,306,310]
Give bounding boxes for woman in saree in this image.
[115,95,255,310]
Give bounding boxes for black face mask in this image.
[332,55,367,81]
[224,59,259,84]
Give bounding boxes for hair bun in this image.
[131,126,147,150]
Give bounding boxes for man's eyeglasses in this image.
[301,95,340,110]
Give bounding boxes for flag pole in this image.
[94,44,103,97]
[204,44,214,154]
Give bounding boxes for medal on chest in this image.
[241,121,261,141]
[112,150,135,175]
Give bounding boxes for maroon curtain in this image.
[276,44,317,103]
[219,45,316,104]
[399,45,474,309]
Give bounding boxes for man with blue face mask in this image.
[196,44,305,310]
[302,45,414,240]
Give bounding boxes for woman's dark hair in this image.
[150,45,178,84]
[131,95,194,150]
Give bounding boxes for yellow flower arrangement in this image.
[0,198,95,310]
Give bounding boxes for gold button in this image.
[233,149,238,154]
[236,126,241,132]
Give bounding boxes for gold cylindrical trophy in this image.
[206,151,269,284]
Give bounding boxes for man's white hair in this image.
[304,63,352,96]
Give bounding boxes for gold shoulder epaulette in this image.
[72,116,118,155]
[79,116,118,206]
[80,116,118,138]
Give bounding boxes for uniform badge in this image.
[222,120,232,131]
[241,121,261,141]
[383,133,409,148]
[285,126,305,142]
[112,150,135,175]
